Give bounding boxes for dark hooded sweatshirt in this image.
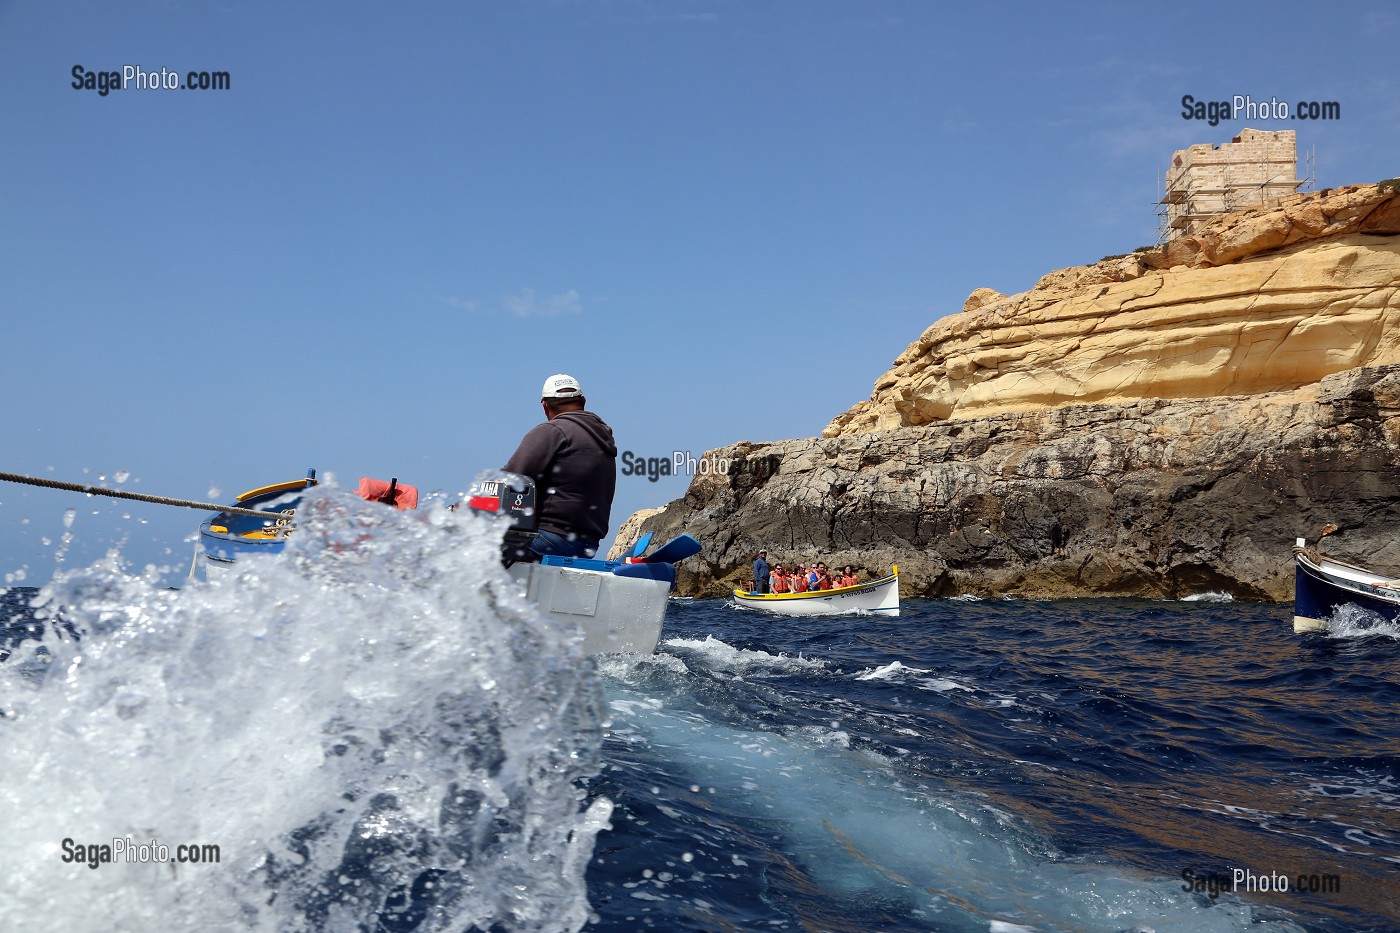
[503,409,617,546]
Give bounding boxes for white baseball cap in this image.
[541,373,582,399]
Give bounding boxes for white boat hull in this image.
[509,561,670,654]
[733,571,899,617]
[203,556,669,655]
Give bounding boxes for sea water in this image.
[2,494,1398,931]
[0,487,609,932]
[584,601,1397,932]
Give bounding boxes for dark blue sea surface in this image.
[4,578,1398,931]
[585,596,1399,932]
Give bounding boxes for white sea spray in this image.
[0,486,610,932]
[1326,603,1400,639]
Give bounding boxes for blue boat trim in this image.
[540,553,677,585]
[199,470,318,565]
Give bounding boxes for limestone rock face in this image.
[825,184,1400,437]
[627,366,1400,598]
[607,505,667,560]
[962,287,1004,312]
[619,181,1400,601]
[1148,183,1400,270]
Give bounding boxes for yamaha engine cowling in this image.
[465,471,538,563]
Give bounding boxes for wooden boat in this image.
[732,567,899,617]
[196,469,698,655]
[198,470,318,570]
[1293,538,1400,633]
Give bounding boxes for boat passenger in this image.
[816,564,833,590]
[771,566,790,593]
[753,549,771,594]
[791,570,808,593]
[807,566,821,591]
[502,374,616,562]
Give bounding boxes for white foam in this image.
[0,486,609,932]
[855,660,930,680]
[854,663,977,698]
[593,650,690,686]
[662,635,827,674]
[1180,591,1234,603]
[1325,603,1400,639]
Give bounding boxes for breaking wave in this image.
[0,486,610,932]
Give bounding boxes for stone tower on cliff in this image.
[1158,128,1302,241]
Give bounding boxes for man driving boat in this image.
[502,373,617,561]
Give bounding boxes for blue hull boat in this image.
[1293,539,1400,633]
[198,470,317,571]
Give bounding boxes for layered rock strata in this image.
[826,185,1400,435]
[630,367,1400,598]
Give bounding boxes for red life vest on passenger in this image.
[771,573,789,593]
[792,575,808,593]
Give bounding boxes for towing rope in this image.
[0,471,294,521]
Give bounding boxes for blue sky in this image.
[1,0,1397,581]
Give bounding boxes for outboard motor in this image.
[464,471,538,564]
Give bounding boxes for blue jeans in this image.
[529,529,598,561]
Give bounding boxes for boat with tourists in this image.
[733,566,899,617]
[1293,535,1400,633]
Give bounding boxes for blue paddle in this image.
[643,533,701,564]
[630,530,654,559]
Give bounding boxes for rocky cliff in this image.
[827,184,1400,434]
[615,182,1400,599]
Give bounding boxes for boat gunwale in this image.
[1293,546,1400,610]
[1297,551,1400,598]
